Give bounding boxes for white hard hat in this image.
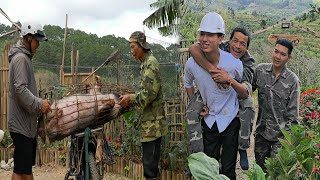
[20,22,48,41]
[0,130,4,143]
[198,12,225,34]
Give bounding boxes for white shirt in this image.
[184,49,243,132]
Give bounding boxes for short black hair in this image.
[275,38,293,55]
[230,26,251,48]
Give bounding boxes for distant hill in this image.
[0,23,180,97]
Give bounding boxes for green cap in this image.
[129,31,151,50]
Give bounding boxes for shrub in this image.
[300,88,320,129]
[246,88,320,180]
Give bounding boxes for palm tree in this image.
[143,0,187,36]
[310,2,320,15]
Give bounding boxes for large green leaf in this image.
[187,152,229,180]
[245,161,266,180]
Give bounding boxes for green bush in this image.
[0,130,12,148]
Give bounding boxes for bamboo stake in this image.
[162,169,166,180]
[81,49,120,83]
[70,44,74,84]
[60,14,68,85]
[0,53,3,129]
[0,29,16,38]
[166,170,171,180]
[75,50,79,84]
[116,56,119,85]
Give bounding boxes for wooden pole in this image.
[81,49,119,83]
[71,44,74,84]
[0,53,3,129]
[75,50,79,84]
[117,57,119,85]
[60,14,68,85]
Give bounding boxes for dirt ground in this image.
[0,164,130,180]
[0,129,255,180]
[0,151,254,180]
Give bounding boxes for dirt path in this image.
[0,129,256,180]
[0,164,130,180]
[0,156,253,180]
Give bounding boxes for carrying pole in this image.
[81,49,120,83]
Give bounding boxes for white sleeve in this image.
[184,60,194,88]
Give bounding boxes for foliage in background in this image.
[0,22,181,98]
[35,69,59,89]
[246,125,320,180]
[247,88,320,179]
[121,111,141,160]
[244,161,266,180]
[167,142,188,171]
[300,88,320,128]
[143,0,186,36]
[0,130,12,148]
[265,125,320,180]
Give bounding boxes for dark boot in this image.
[239,149,249,170]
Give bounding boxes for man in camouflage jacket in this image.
[120,31,168,180]
[188,26,255,170]
[253,38,300,171]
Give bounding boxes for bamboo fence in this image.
[0,44,10,131]
[0,147,66,166]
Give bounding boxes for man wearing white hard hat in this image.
[8,22,51,180]
[184,12,243,179]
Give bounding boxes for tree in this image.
[310,2,320,15]
[143,0,187,36]
[260,19,267,28]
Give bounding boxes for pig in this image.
[38,93,124,143]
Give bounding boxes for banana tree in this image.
[143,0,187,36]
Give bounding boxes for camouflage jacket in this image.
[130,53,168,142]
[253,63,300,141]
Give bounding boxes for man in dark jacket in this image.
[8,22,51,180]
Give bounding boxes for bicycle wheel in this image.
[88,152,103,180]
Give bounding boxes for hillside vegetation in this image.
[0,24,180,97]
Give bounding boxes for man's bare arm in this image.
[186,87,195,98]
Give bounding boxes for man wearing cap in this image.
[8,22,51,180]
[184,12,245,179]
[119,31,168,180]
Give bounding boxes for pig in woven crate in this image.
[37,93,124,143]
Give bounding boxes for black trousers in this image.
[202,117,240,180]
[10,132,36,175]
[142,137,162,179]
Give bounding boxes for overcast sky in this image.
[0,0,178,47]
